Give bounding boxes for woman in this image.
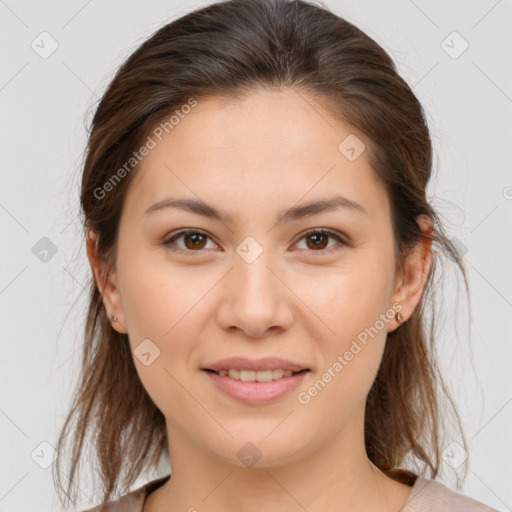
[53,0,499,510]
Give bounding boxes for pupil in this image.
[185,233,205,249]
[308,233,327,250]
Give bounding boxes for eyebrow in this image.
[144,194,367,224]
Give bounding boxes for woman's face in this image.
[96,89,418,468]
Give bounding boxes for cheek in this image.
[117,264,207,418]
[298,263,393,344]
[121,278,173,341]
[295,273,390,424]
[294,258,393,400]
[117,245,210,340]
[116,250,215,379]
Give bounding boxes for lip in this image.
[204,356,310,373]
[203,369,310,404]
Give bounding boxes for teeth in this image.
[240,370,257,382]
[215,369,299,381]
[272,369,284,379]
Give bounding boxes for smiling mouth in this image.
[203,368,310,382]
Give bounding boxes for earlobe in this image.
[408,215,433,298]
[85,230,128,334]
[101,269,127,333]
[389,215,433,331]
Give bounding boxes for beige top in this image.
[82,474,500,511]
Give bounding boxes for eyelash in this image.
[162,228,348,255]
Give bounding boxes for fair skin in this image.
[87,88,432,512]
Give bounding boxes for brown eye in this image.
[305,232,329,250]
[163,229,216,252]
[294,228,346,253]
[163,228,347,255]
[183,232,207,250]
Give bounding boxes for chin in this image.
[204,429,311,469]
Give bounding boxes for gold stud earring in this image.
[395,311,405,324]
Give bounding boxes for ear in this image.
[86,230,128,334]
[388,215,433,332]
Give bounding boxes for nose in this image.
[215,250,294,338]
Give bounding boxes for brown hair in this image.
[53,0,471,508]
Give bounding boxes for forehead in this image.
[122,89,390,225]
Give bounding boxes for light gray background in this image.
[1,0,511,510]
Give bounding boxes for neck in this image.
[146,411,413,512]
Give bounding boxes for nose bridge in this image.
[233,239,280,308]
[218,236,293,336]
